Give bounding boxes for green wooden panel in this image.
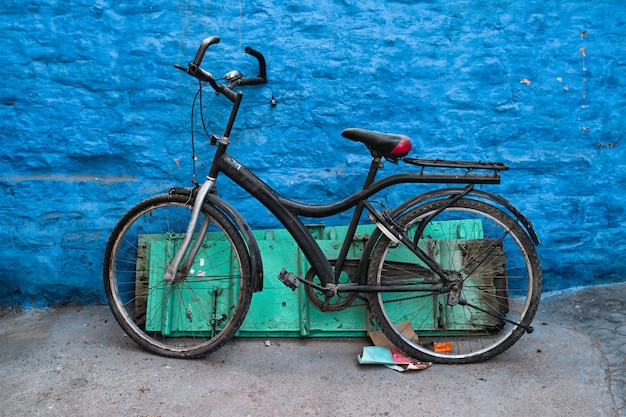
[238,225,373,337]
[140,221,504,338]
[142,234,242,337]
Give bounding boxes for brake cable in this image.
[188,80,213,185]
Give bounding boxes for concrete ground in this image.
[0,282,623,417]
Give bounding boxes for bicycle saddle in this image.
[341,128,412,159]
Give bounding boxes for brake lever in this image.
[174,63,188,73]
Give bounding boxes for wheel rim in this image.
[371,201,540,362]
[105,197,251,356]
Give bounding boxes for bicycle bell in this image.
[224,69,243,84]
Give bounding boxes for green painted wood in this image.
[141,222,504,338]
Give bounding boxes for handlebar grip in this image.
[192,36,220,67]
[244,46,267,81]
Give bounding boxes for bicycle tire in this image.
[367,198,541,364]
[103,193,253,358]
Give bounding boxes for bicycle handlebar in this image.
[174,36,267,102]
[192,36,221,67]
[240,46,267,85]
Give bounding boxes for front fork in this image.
[163,178,216,283]
[162,89,243,283]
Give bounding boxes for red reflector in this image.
[391,136,412,155]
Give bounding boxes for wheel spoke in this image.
[368,198,541,364]
[103,194,252,358]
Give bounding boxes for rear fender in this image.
[357,187,540,285]
[391,188,540,245]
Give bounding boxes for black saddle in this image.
[341,128,412,159]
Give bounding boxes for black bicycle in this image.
[103,36,542,364]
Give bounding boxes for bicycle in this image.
[103,36,542,364]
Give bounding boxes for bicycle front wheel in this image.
[367,198,541,364]
[103,193,253,358]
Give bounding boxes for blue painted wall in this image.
[1,0,625,307]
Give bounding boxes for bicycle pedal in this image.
[277,268,300,291]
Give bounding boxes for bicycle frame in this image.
[164,51,509,293]
[164,121,503,291]
[218,150,504,285]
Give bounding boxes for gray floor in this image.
[0,282,623,417]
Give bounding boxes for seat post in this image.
[332,155,383,281]
[362,156,383,190]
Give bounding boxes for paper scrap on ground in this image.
[359,323,431,372]
[358,346,432,372]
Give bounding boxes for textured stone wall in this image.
[1,0,625,306]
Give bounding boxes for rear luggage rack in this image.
[403,157,509,172]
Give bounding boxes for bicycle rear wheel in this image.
[103,193,253,358]
[367,198,541,364]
